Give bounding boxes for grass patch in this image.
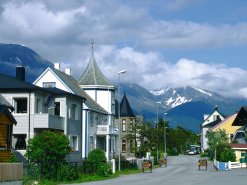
[23,168,142,185]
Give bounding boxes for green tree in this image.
[206,129,235,161]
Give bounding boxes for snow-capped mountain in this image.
[151,86,221,108]
[1,43,246,133]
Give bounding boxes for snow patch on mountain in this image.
[150,87,169,96]
[194,87,212,97]
[165,95,192,108]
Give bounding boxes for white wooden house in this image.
[0,68,85,162]
[34,60,118,160]
[200,106,225,152]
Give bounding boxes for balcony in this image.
[96,125,118,135]
[33,114,65,130]
[13,113,65,132]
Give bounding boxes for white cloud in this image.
[77,46,247,98]
[1,1,247,98]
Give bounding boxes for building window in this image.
[70,103,78,120]
[70,135,78,151]
[54,102,60,116]
[89,136,94,152]
[129,119,133,132]
[43,82,56,88]
[35,98,42,113]
[13,134,26,150]
[230,134,234,141]
[130,139,134,152]
[13,98,27,113]
[122,139,126,153]
[122,119,126,132]
[90,113,94,127]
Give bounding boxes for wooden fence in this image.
[0,163,23,181]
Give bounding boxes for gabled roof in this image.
[0,73,37,91]
[211,113,237,131]
[0,73,81,100]
[0,104,17,125]
[203,115,222,128]
[77,46,113,87]
[116,93,136,117]
[38,67,108,114]
[201,106,225,127]
[232,106,247,126]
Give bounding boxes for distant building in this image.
[200,106,225,152]
[231,107,247,161]
[210,113,240,142]
[115,92,136,159]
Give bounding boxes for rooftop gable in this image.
[232,106,247,126]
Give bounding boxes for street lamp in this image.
[118,69,126,171]
[156,101,161,164]
[164,113,167,158]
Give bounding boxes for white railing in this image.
[214,159,247,170]
[229,161,247,169]
[97,125,118,135]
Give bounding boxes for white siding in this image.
[34,70,72,93]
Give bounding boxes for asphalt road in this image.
[64,155,247,185]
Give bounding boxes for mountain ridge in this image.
[1,43,246,133]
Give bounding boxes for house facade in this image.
[0,69,84,162]
[77,46,118,160]
[210,113,240,142]
[231,107,247,161]
[115,93,136,159]
[33,63,114,159]
[200,106,225,152]
[0,96,17,162]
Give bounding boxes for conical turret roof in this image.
[119,92,136,117]
[78,45,113,87]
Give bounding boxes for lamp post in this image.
[156,101,161,164]
[118,70,126,171]
[164,113,167,157]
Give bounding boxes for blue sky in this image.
[1,0,247,98]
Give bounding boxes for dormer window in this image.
[43,82,56,88]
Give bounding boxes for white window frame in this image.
[70,135,78,151]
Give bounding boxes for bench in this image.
[198,159,207,170]
[159,158,167,167]
[142,160,152,173]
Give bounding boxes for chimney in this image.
[16,66,25,81]
[54,63,60,70]
[64,68,71,75]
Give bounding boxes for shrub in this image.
[220,149,236,162]
[96,163,112,177]
[87,149,111,176]
[87,148,107,163]
[25,131,71,179]
[57,164,79,181]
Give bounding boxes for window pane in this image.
[14,98,27,113]
[122,119,126,132]
[43,82,56,88]
[122,139,126,153]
